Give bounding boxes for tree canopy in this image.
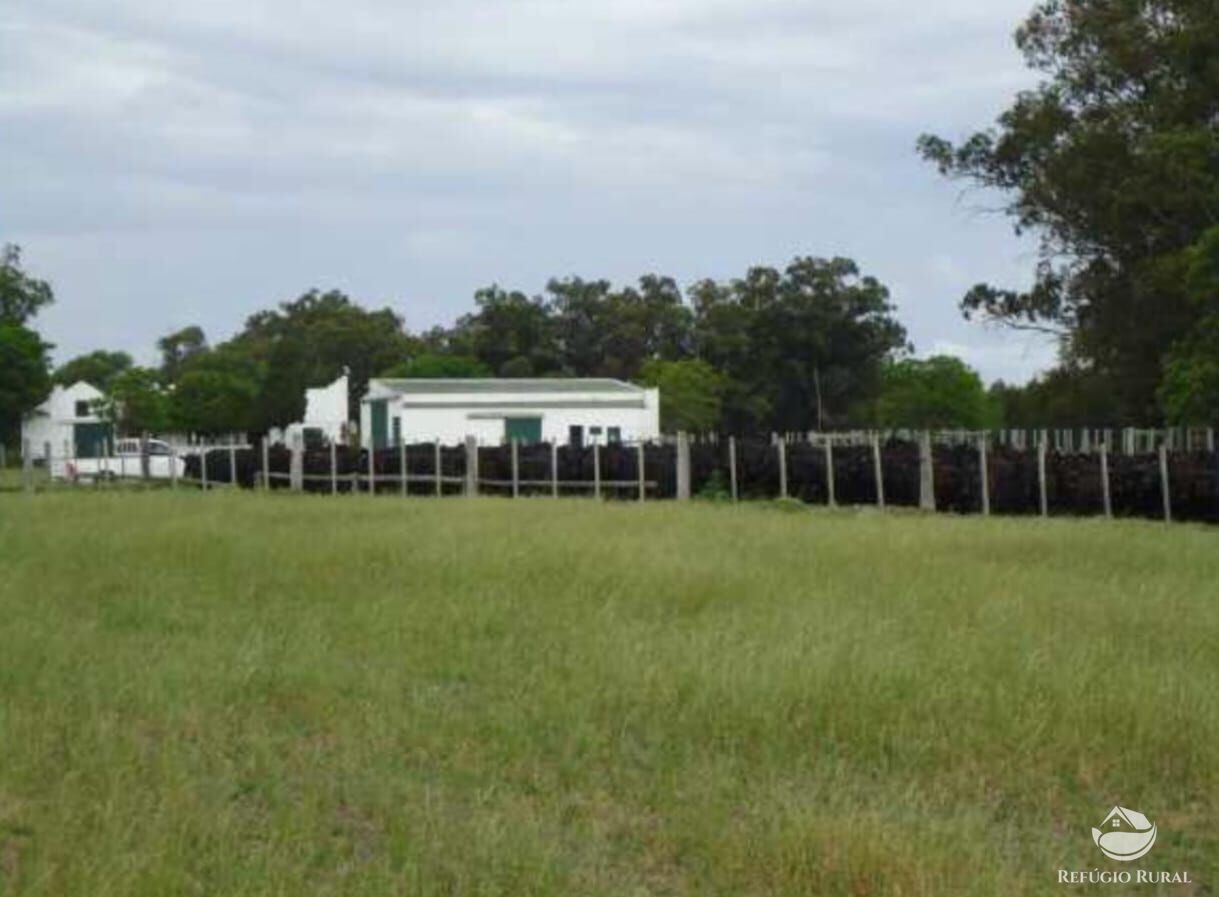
[0,244,54,327]
[0,324,52,446]
[875,356,996,429]
[0,245,53,445]
[156,292,414,433]
[38,256,909,436]
[638,359,725,433]
[53,350,134,392]
[919,0,1219,421]
[381,354,491,379]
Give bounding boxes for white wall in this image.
[303,375,349,441]
[20,382,105,460]
[381,397,659,445]
[360,386,660,447]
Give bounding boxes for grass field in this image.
[0,493,1216,895]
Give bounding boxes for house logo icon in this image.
[1092,806,1157,862]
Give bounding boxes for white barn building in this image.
[359,379,660,448]
[21,381,111,460]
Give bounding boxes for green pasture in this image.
[0,493,1215,895]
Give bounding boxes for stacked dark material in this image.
[201,436,1219,523]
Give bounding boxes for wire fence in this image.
[8,427,1219,524]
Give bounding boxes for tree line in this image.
[0,238,1140,445]
[6,253,946,439]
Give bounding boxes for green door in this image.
[504,417,542,444]
[74,422,112,459]
[370,400,389,450]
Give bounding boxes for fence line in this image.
[10,428,1219,525]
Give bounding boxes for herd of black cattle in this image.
[182,437,1219,524]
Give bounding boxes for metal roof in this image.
[369,378,644,396]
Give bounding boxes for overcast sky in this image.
[2,0,1058,383]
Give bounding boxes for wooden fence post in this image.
[261,439,269,492]
[202,447,210,491]
[1207,427,1215,453]
[637,442,646,502]
[823,437,835,507]
[22,439,32,493]
[434,442,442,497]
[329,441,338,495]
[676,431,691,501]
[1100,441,1112,519]
[400,440,408,498]
[978,433,990,516]
[367,444,376,496]
[229,444,238,488]
[593,441,601,500]
[918,431,935,511]
[728,436,738,503]
[550,441,559,498]
[140,432,151,482]
[464,436,478,497]
[1037,431,1048,518]
[871,432,885,509]
[1159,443,1172,523]
[777,437,788,499]
[511,438,520,499]
[0,443,5,471]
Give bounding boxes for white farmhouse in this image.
[21,381,111,460]
[359,378,660,448]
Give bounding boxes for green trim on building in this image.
[503,417,542,444]
[73,422,113,459]
[370,399,389,450]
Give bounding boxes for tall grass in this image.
[0,493,1215,895]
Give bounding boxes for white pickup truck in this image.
[52,438,187,482]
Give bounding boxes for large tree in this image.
[0,244,54,326]
[0,245,54,445]
[543,275,693,379]
[692,257,907,432]
[0,324,52,447]
[101,367,171,435]
[451,287,559,377]
[157,326,208,383]
[168,344,261,434]
[381,354,490,379]
[54,350,133,391]
[919,0,1219,421]
[225,290,414,431]
[638,359,725,433]
[875,356,997,429]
